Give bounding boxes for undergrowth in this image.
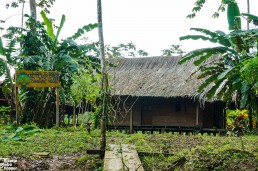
[0,124,100,158]
[107,131,258,171]
[0,125,258,170]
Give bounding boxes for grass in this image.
[0,125,101,156]
[106,131,258,170]
[1,125,258,170]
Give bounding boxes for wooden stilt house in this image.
[108,56,226,134]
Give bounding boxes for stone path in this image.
[104,144,144,171]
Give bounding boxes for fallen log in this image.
[137,151,174,157]
[31,152,50,158]
[86,149,105,155]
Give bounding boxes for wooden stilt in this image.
[129,99,133,134]
[56,87,60,128]
[196,103,199,126]
[15,87,19,125]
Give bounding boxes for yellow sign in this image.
[15,70,60,87]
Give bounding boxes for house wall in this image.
[110,96,141,126]
[140,97,199,126]
[110,96,225,129]
[202,101,225,129]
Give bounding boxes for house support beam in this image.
[196,104,199,126]
[56,87,60,128]
[129,107,133,133]
[15,87,19,125]
[223,107,226,129]
[129,99,133,134]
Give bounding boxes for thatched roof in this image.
[108,56,204,98]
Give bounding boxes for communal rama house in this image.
[108,56,226,134]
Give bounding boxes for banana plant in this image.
[179,25,258,110]
[0,37,17,115]
[185,0,258,130]
[2,11,100,126]
[227,1,241,30]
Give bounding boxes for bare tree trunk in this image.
[21,2,25,28]
[29,0,37,19]
[247,0,253,131]
[247,0,250,30]
[97,0,108,151]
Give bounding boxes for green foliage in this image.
[187,0,236,19]
[242,13,258,26]
[0,126,258,170]
[0,125,99,158]
[241,57,258,94]
[1,123,42,142]
[161,44,185,56]
[75,154,102,169]
[71,68,101,105]
[227,109,249,136]
[70,23,98,40]
[185,148,257,171]
[180,28,231,47]
[5,0,56,14]
[179,23,258,110]
[106,131,258,171]
[0,106,11,125]
[227,1,241,30]
[77,113,91,125]
[40,11,56,41]
[1,12,101,126]
[105,42,148,58]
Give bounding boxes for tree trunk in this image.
[247,0,250,30]
[97,0,108,151]
[29,0,37,19]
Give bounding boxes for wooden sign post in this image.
[15,70,60,127]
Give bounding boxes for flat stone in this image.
[104,144,144,171]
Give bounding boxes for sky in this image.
[0,0,257,56]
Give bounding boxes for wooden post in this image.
[73,105,76,127]
[15,87,19,125]
[130,100,133,134]
[223,108,226,129]
[196,103,199,126]
[56,87,60,128]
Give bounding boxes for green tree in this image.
[180,2,258,130]
[161,44,185,56]
[1,12,99,126]
[5,0,56,14]
[105,43,148,58]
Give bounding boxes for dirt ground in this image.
[16,152,101,171]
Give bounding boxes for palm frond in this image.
[179,46,236,65]
[227,2,241,30]
[69,23,98,40]
[54,14,66,46]
[180,28,231,47]
[217,68,232,80]
[198,74,219,93]
[240,80,249,109]
[0,37,5,56]
[40,11,55,41]
[206,79,225,99]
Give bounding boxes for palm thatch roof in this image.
[108,56,205,99]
